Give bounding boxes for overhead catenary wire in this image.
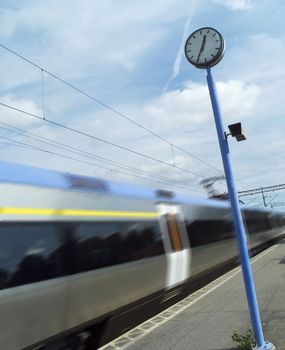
[0,141,34,150]
[1,43,252,192]
[0,43,252,192]
[0,43,254,192]
[0,102,205,179]
[0,134,205,193]
[0,43,224,176]
[0,121,200,190]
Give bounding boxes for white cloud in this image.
[216,80,261,122]
[223,34,285,83]
[144,80,261,130]
[0,0,191,81]
[0,94,42,127]
[222,33,285,142]
[0,0,284,203]
[214,0,253,10]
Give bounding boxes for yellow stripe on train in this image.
[0,207,159,218]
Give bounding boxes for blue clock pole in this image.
[205,66,275,350]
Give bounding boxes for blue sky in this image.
[0,0,284,207]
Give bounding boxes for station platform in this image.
[99,240,285,350]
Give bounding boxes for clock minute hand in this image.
[197,35,206,62]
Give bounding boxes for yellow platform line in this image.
[0,207,159,219]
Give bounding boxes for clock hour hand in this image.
[197,35,206,62]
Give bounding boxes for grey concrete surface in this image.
[124,241,285,349]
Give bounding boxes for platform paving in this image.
[100,240,285,350]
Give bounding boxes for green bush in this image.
[232,329,257,350]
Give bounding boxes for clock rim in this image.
[184,27,225,69]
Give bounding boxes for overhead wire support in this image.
[238,184,285,197]
[238,184,285,208]
[0,42,224,176]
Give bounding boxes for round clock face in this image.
[184,27,225,68]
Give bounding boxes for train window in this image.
[58,221,164,274]
[0,223,61,289]
[185,219,234,247]
[0,220,164,289]
[244,211,273,234]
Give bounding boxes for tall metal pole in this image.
[206,67,274,350]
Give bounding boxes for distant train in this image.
[0,161,284,350]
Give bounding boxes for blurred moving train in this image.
[0,161,284,350]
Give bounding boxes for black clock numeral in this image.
[187,50,191,53]
[215,47,220,50]
[211,54,215,58]
[212,33,216,36]
[216,39,220,42]
[188,43,192,45]
[200,30,202,34]
[190,55,194,59]
[204,58,207,62]
[193,35,196,38]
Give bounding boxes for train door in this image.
[158,203,191,289]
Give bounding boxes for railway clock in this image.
[184,27,225,68]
